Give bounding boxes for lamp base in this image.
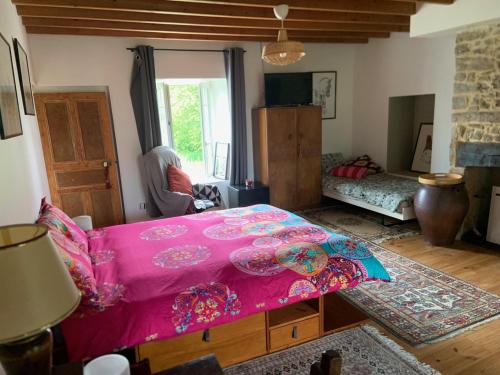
[0,329,52,375]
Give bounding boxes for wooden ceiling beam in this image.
[16,6,411,28]
[16,6,410,31]
[144,0,417,15]
[21,17,391,38]
[394,0,454,3]
[25,26,370,43]
[11,0,413,21]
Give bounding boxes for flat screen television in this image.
[264,72,312,107]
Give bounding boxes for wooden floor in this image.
[366,235,500,375]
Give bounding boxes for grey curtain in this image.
[130,45,162,155]
[224,48,247,185]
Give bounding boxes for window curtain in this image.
[224,47,247,185]
[130,45,162,155]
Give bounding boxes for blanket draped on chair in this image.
[142,146,193,218]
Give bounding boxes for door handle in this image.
[103,161,112,189]
[291,326,298,339]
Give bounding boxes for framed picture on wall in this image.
[312,71,336,119]
[411,123,433,173]
[0,33,22,139]
[213,142,229,180]
[13,39,35,116]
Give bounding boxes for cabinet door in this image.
[36,92,124,227]
[296,106,322,209]
[267,108,297,210]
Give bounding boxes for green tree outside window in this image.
[169,84,203,162]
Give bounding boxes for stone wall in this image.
[451,23,500,169]
[451,24,500,240]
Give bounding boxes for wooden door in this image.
[35,92,124,227]
[296,106,322,209]
[266,108,297,210]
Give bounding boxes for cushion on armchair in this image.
[193,183,223,208]
[167,163,193,196]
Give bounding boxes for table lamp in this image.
[0,224,81,375]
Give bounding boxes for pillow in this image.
[344,155,383,175]
[330,166,369,180]
[321,153,345,175]
[48,230,99,309]
[37,198,89,253]
[167,164,193,196]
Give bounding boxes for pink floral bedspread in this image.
[61,205,389,360]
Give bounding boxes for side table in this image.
[228,182,270,208]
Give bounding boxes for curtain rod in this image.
[127,47,246,53]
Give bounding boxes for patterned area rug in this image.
[299,206,420,244]
[224,325,439,375]
[338,238,500,346]
[299,207,500,346]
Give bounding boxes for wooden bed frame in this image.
[68,215,371,373]
[135,293,368,373]
[323,189,416,221]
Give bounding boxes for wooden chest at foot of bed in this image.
[136,313,267,373]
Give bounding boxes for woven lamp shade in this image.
[262,29,305,66]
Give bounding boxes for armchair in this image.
[143,146,225,218]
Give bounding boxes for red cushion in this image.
[330,166,369,180]
[167,164,193,196]
[344,155,383,175]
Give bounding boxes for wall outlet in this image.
[139,202,147,210]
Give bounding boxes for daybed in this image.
[38,201,390,372]
[321,153,419,221]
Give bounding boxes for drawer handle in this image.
[291,326,298,339]
[202,329,210,342]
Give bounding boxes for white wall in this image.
[29,35,265,222]
[0,1,49,225]
[411,0,500,37]
[352,33,455,173]
[29,35,354,221]
[262,43,356,157]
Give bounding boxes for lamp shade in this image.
[0,224,81,343]
[262,29,306,66]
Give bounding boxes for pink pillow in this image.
[330,166,369,180]
[49,230,99,309]
[37,198,89,254]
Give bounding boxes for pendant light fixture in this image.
[262,4,306,66]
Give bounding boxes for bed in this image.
[321,153,419,221]
[59,204,389,362]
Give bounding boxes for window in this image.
[156,79,230,183]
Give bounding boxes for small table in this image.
[228,182,270,208]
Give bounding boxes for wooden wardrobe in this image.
[252,106,322,211]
